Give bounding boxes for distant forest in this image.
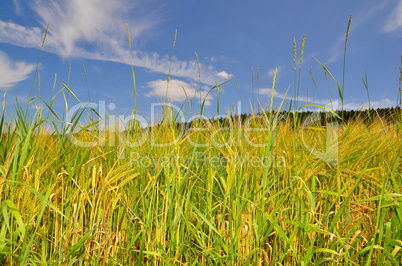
[173,107,402,131]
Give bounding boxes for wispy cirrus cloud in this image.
[382,0,402,33]
[323,2,390,65]
[0,21,44,49]
[12,0,22,15]
[0,50,36,90]
[0,0,232,86]
[30,0,159,58]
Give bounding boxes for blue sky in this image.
[0,0,402,122]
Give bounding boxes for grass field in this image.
[0,22,402,265]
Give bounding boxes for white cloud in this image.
[145,79,213,106]
[343,98,395,110]
[259,87,328,104]
[0,50,36,90]
[0,0,232,86]
[259,87,395,110]
[383,0,402,33]
[205,55,227,62]
[216,71,232,80]
[260,85,396,111]
[259,88,279,97]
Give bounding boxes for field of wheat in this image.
[0,21,402,265]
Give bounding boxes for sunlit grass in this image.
[0,17,401,265]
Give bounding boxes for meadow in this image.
[0,20,402,265]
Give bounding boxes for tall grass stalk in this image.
[398,53,402,107]
[126,23,137,110]
[297,34,306,108]
[342,14,352,118]
[324,69,334,111]
[361,71,370,110]
[166,29,177,98]
[293,37,297,107]
[195,52,201,114]
[82,63,91,101]
[25,23,49,117]
[252,66,255,112]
